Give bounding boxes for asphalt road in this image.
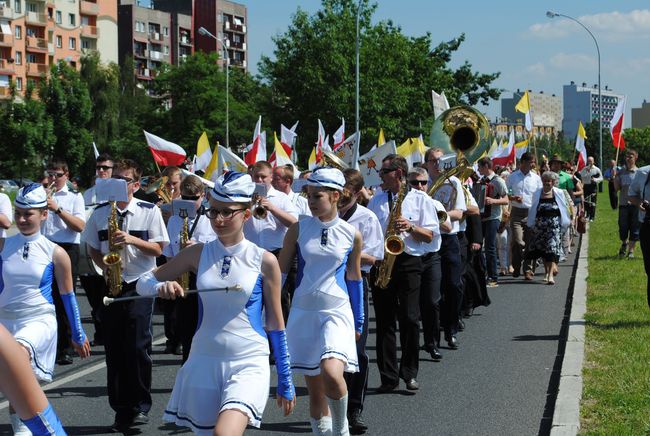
[0,241,579,435]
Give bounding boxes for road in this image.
[0,241,578,435]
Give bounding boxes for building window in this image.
[55,35,61,47]
[135,21,144,32]
[81,38,90,49]
[26,27,35,37]
[68,37,75,49]
[55,10,61,24]
[163,45,168,55]
[163,26,168,36]
[16,77,22,91]
[26,2,35,13]
[68,13,75,26]
[14,51,21,65]
[14,0,20,14]
[14,25,21,39]
[26,53,36,63]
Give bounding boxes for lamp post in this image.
[546,11,602,171]
[355,0,362,135]
[198,26,230,148]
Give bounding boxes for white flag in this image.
[331,131,361,170]
[358,140,397,187]
[92,142,100,159]
[432,90,451,119]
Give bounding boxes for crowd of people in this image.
[0,146,628,436]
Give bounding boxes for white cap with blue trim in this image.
[210,172,255,203]
[307,167,345,191]
[15,183,48,209]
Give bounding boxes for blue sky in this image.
[149,0,650,127]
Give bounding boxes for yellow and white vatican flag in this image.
[397,137,426,168]
[431,90,451,119]
[194,132,213,173]
[515,91,533,132]
[358,140,397,187]
[332,131,361,170]
[218,144,248,175]
[308,147,318,171]
[273,132,296,170]
[515,138,529,159]
[377,128,386,147]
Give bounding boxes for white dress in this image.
[163,238,270,432]
[0,232,58,382]
[286,216,359,376]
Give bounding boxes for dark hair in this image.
[180,174,204,196]
[114,159,142,181]
[47,158,68,173]
[520,152,535,163]
[477,157,493,169]
[342,168,364,193]
[382,154,408,177]
[96,153,114,164]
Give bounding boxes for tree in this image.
[259,0,501,164]
[620,127,650,165]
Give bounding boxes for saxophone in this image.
[374,182,408,289]
[102,201,123,297]
[177,208,190,291]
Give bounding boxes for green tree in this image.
[259,0,501,164]
[621,127,650,165]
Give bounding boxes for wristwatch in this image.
[407,223,415,233]
[55,207,63,215]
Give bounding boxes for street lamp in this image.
[198,26,230,148]
[355,0,362,135]
[546,10,602,171]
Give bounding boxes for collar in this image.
[55,184,70,195]
[117,199,138,216]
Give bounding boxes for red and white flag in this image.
[143,130,187,166]
[491,130,515,167]
[575,122,588,172]
[610,96,626,150]
[270,123,298,167]
[316,119,327,164]
[332,118,345,151]
[244,116,266,165]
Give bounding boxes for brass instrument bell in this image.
[252,193,268,220]
[145,175,173,203]
[320,151,349,170]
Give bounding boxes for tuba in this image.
[374,181,408,289]
[145,175,173,203]
[320,151,349,170]
[177,208,190,291]
[102,201,123,297]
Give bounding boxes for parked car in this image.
[0,179,19,193]
[13,178,34,187]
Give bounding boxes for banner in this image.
[358,140,397,187]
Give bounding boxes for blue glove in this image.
[346,279,364,334]
[22,403,66,436]
[60,292,86,346]
[268,330,294,401]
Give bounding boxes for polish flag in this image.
[244,116,266,166]
[491,130,515,167]
[610,97,626,150]
[332,118,345,151]
[575,122,588,172]
[316,119,327,164]
[143,131,187,166]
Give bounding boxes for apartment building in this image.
[632,100,650,129]
[491,120,557,139]
[500,89,563,135]
[562,81,624,140]
[0,0,117,99]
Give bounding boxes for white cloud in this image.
[524,62,546,76]
[529,9,650,42]
[550,53,597,70]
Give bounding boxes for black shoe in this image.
[430,347,443,361]
[164,342,179,354]
[172,344,182,356]
[348,409,368,434]
[457,319,465,331]
[619,244,627,258]
[56,353,73,365]
[377,382,398,393]
[405,378,419,391]
[445,334,459,349]
[110,415,132,432]
[132,412,149,426]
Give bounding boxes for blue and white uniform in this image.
[287,215,359,376]
[0,232,58,382]
[163,237,270,432]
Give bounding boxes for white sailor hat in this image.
[15,183,48,209]
[307,167,345,191]
[210,171,255,203]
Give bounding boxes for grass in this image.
[581,182,650,434]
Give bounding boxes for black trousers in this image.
[103,281,154,419]
[584,184,598,220]
[79,273,106,343]
[177,274,198,363]
[371,253,422,384]
[639,222,650,307]
[419,252,442,350]
[344,275,370,412]
[271,248,296,323]
[51,242,79,355]
[439,234,463,335]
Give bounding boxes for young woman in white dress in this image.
[279,167,364,436]
[137,172,295,436]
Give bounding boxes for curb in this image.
[550,228,588,435]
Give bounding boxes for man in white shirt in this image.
[83,154,114,206]
[580,156,604,221]
[0,191,11,238]
[368,154,439,393]
[42,158,86,365]
[506,152,542,280]
[272,164,310,218]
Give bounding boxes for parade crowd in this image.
[3,146,641,436]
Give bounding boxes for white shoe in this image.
[10,414,33,436]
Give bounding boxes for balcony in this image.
[80,0,99,16]
[149,50,162,60]
[148,32,162,41]
[0,86,11,98]
[26,62,48,76]
[224,21,245,33]
[0,33,13,47]
[0,6,14,19]
[26,11,48,26]
[179,36,192,46]
[136,68,153,80]
[0,58,15,74]
[134,49,148,59]
[81,25,99,38]
[26,36,48,52]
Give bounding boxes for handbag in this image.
[576,211,587,234]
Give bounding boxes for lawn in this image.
[581,183,650,434]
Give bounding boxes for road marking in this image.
[0,336,168,411]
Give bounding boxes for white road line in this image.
[0,336,168,411]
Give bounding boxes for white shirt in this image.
[288,191,311,218]
[82,199,169,283]
[506,169,543,209]
[244,186,299,251]
[579,165,604,185]
[459,186,478,233]
[427,199,446,252]
[627,165,650,222]
[163,213,216,257]
[367,188,439,257]
[41,185,86,244]
[430,176,467,235]
[0,193,12,238]
[527,187,571,230]
[343,203,384,272]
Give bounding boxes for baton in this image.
[102,285,243,306]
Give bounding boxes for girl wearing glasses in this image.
[137,171,295,436]
[0,183,90,434]
[278,167,364,436]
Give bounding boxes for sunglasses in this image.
[205,208,246,220]
[96,165,113,171]
[112,175,135,184]
[181,195,200,201]
[379,168,397,175]
[409,180,427,186]
[47,171,66,178]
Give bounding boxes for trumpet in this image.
[437,209,448,223]
[46,181,56,199]
[251,194,268,220]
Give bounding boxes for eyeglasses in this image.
[409,180,427,186]
[379,168,397,175]
[112,175,135,184]
[181,195,200,201]
[205,207,246,220]
[96,165,113,171]
[426,159,441,168]
[47,171,66,178]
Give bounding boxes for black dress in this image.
[527,194,562,263]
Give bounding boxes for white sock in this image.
[10,413,33,436]
[327,394,349,436]
[310,416,332,436]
